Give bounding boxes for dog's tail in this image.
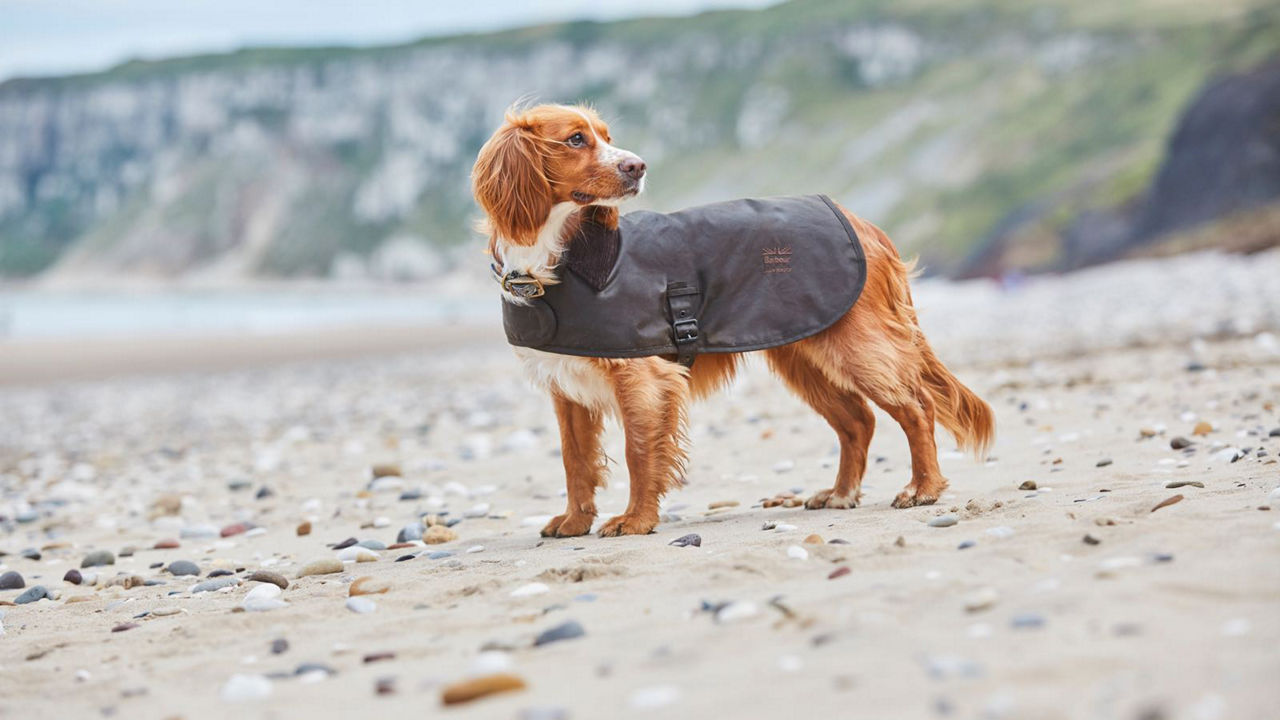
[919,341,994,459]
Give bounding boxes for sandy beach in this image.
[2,249,1279,720]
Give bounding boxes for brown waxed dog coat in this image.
[501,194,866,364]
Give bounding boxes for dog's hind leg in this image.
[766,345,874,509]
[598,358,690,537]
[541,392,607,538]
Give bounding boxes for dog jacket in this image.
[500,194,866,365]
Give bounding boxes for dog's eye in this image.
[566,132,586,148]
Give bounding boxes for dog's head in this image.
[472,104,645,246]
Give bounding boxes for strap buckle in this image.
[492,263,546,299]
[667,282,701,367]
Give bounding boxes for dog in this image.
[472,103,994,538]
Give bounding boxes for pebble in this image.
[470,651,513,674]
[396,523,425,543]
[296,522,311,536]
[243,584,287,611]
[629,685,681,710]
[1193,421,1213,436]
[15,585,50,604]
[63,569,82,585]
[714,601,759,623]
[349,576,391,597]
[153,539,180,549]
[985,526,1015,539]
[957,540,976,550]
[1011,613,1046,629]
[963,587,999,612]
[1210,447,1242,463]
[0,571,23,590]
[669,534,701,548]
[297,559,344,577]
[166,560,201,576]
[112,622,139,632]
[464,503,491,518]
[345,597,377,614]
[246,570,289,590]
[375,677,396,695]
[520,707,570,720]
[441,674,527,705]
[1018,480,1037,490]
[1096,458,1113,467]
[707,500,739,509]
[828,566,851,580]
[220,674,273,702]
[81,550,115,568]
[1165,480,1204,489]
[191,577,240,593]
[772,460,795,473]
[511,582,549,598]
[151,607,183,616]
[534,620,585,646]
[1170,436,1193,449]
[332,537,358,550]
[1151,494,1184,513]
[357,539,387,551]
[424,525,458,544]
[19,548,40,561]
[1083,534,1101,545]
[208,569,234,578]
[221,523,249,537]
[180,524,219,539]
[427,551,453,560]
[337,546,379,563]
[270,638,289,654]
[803,534,824,544]
[786,545,809,560]
[466,545,485,554]
[928,515,959,528]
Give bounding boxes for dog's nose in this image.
[618,156,646,181]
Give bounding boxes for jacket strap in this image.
[666,282,701,367]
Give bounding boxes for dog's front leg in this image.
[598,358,690,537]
[541,392,606,538]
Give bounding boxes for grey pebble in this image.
[15,585,50,604]
[332,537,358,550]
[255,486,274,500]
[294,663,336,676]
[191,577,240,593]
[16,509,38,523]
[1170,436,1193,450]
[395,554,417,562]
[0,570,23,589]
[20,548,41,561]
[520,708,570,720]
[957,540,976,550]
[357,539,387,551]
[534,620,585,646]
[207,569,235,578]
[227,479,253,491]
[270,638,289,654]
[1096,458,1113,467]
[396,523,425,543]
[828,538,850,545]
[1269,428,1280,437]
[166,560,201,576]
[180,524,219,539]
[1011,613,1046,629]
[81,550,115,568]
[427,551,453,560]
[928,515,959,528]
[398,490,422,501]
[669,533,701,548]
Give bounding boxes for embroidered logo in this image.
[762,245,793,274]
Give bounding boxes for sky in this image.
[0,0,778,81]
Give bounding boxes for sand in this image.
[1,249,1279,719]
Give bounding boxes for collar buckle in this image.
[492,263,546,299]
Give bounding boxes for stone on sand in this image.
[297,559,344,577]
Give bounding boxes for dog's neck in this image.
[492,203,618,303]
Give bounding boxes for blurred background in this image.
[0,0,1277,348]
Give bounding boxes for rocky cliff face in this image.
[0,0,1276,282]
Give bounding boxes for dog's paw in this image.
[597,513,658,537]
[804,488,860,510]
[891,487,939,509]
[540,512,595,538]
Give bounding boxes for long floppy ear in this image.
[472,121,553,246]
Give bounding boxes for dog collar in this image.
[491,262,546,299]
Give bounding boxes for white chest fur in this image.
[513,347,616,413]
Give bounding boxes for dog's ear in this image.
[472,120,553,246]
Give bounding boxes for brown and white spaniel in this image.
[472,103,994,538]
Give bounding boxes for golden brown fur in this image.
[473,104,995,537]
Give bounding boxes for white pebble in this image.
[463,503,491,519]
[521,515,553,527]
[771,460,795,473]
[345,597,377,614]
[774,523,797,532]
[1209,447,1242,464]
[714,601,759,624]
[336,546,378,563]
[629,685,681,710]
[777,655,803,672]
[469,651,513,675]
[985,526,1015,539]
[75,669,91,682]
[786,545,809,560]
[220,674,273,702]
[510,582,549,598]
[963,587,999,612]
[465,545,485,554]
